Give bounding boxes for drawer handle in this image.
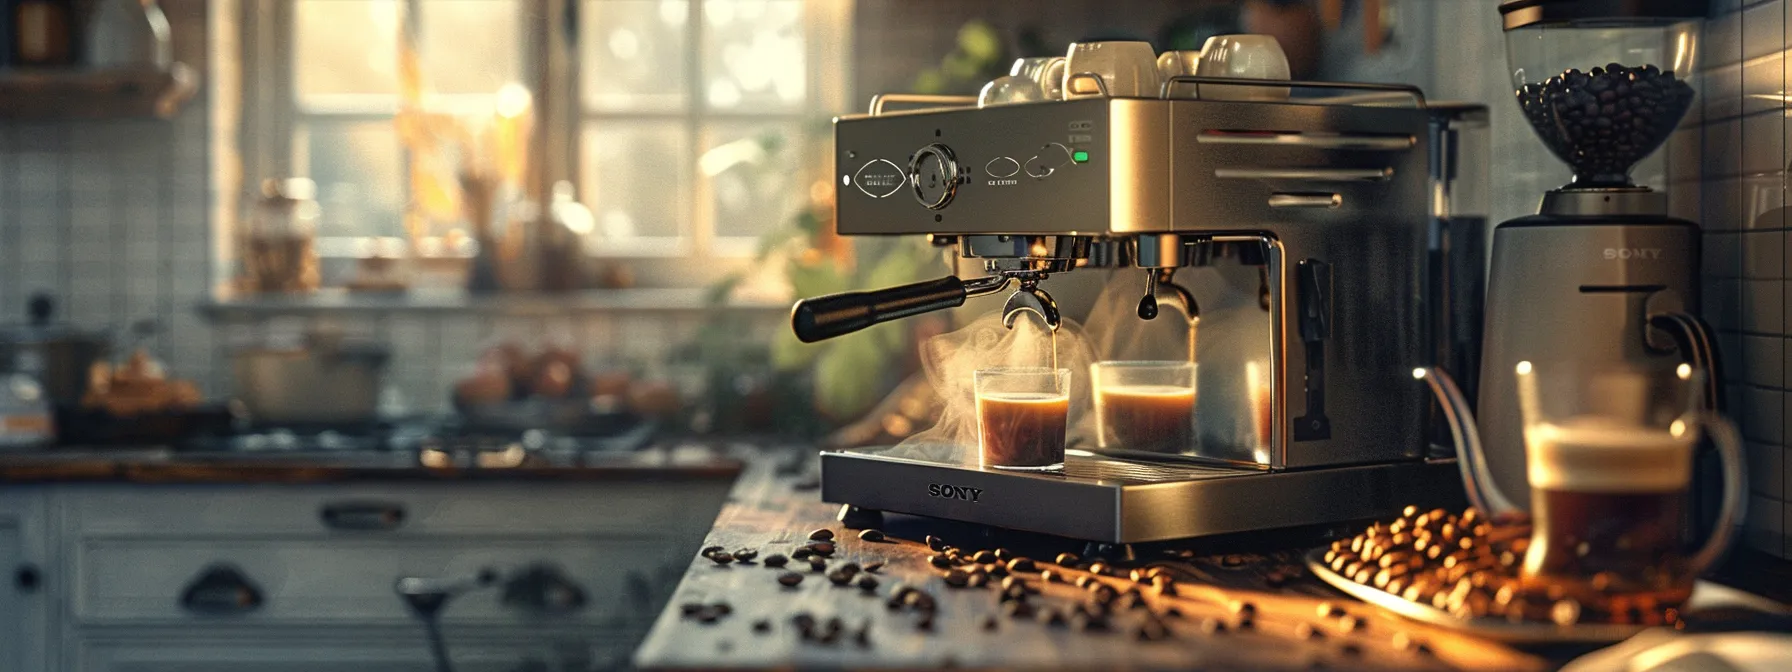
[14,564,40,593]
[180,564,264,616]
[321,501,407,531]
[501,563,587,614]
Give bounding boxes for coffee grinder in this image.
[1481,1,1718,509]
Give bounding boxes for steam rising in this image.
[887,311,1097,465]
[885,263,1273,467]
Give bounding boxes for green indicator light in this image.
[1072,150,1089,163]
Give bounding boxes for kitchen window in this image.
[234,0,851,288]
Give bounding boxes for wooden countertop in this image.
[636,456,1578,671]
[0,445,745,484]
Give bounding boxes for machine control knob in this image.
[908,143,961,210]
[985,157,1021,179]
[851,159,906,198]
[1024,143,1074,179]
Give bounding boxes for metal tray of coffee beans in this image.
[1304,506,1785,644]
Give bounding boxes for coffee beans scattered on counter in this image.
[862,560,884,573]
[1006,557,1036,573]
[928,554,952,569]
[700,545,724,556]
[807,541,835,556]
[679,601,734,624]
[971,550,997,564]
[791,548,813,561]
[926,535,947,551]
[752,618,771,633]
[809,528,834,541]
[731,549,757,563]
[778,571,804,587]
[706,552,734,565]
[808,557,828,573]
[981,614,1000,631]
[1516,63,1694,185]
[1056,552,1081,566]
[762,554,788,568]
[858,529,886,542]
[857,575,879,592]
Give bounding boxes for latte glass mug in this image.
[975,367,1070,471]
[1092,361,1196,453]
[1513,361,1745,606]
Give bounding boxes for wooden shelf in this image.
[0,63,198,120]
[198,287,790,321]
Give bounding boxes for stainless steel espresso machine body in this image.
[796,51,1463,543]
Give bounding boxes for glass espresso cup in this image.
[975,367,1071,471]
[1092,361,1196,453]
[1515,362,1745,608]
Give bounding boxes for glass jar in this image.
[244,178,321,293]
[1501,1,1704,189]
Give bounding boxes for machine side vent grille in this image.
[1063,455,1252,483]
[1196,130,1415,151]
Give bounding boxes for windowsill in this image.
[199,287,790,320]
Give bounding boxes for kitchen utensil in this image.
[0,374,54,449]
[1193,34,1290,100]
[85,0,171,70]
[1483,1,1712,511]
[1010,57,1065,100]
[977,75,1044,108]
[1062,41,1157,98]
[232,334,389,424]
[0,294,111,407]
[243,178,321,293]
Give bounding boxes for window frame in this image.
[235,0,853,289]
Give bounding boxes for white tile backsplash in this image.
[1751,442,1787,498]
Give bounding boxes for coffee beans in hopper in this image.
[1516,63,1695,185]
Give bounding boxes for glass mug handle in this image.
[1688,413,1748,576]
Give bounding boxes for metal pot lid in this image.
[0,294,110,344]
[1500,0,1708,30]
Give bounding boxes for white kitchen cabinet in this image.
[0,477,732,672]
[0,488,52,672]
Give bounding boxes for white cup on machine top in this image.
[978,75,1046,107]
[1193,34,1291,101]
[1062,41,1159,99]
[1010,56,1067,100]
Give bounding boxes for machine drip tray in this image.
[820,447,1463,543]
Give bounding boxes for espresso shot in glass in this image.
[974,367,1071,471]
[1092,361,1196,453]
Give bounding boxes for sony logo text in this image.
[1603,248,1662,260]
[927,483,983,502]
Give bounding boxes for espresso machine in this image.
[792,39,1463,544]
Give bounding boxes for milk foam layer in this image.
[977,392,1068,403]
[1096,384,1196,399]
[1525,417,1694,492]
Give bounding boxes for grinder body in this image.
[1477,214,1702,509]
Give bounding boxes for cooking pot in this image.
[232,333,390,424]
[0,294,110,406]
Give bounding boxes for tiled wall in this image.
[1697,0,1792,559]
[0,1,775,415]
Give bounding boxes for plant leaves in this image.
[812,334,886,420]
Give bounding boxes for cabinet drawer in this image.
[75,639,617,672]
[63,480,731,537]
[74,537,685,626]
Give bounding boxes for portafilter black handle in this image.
[791,276,969,343]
